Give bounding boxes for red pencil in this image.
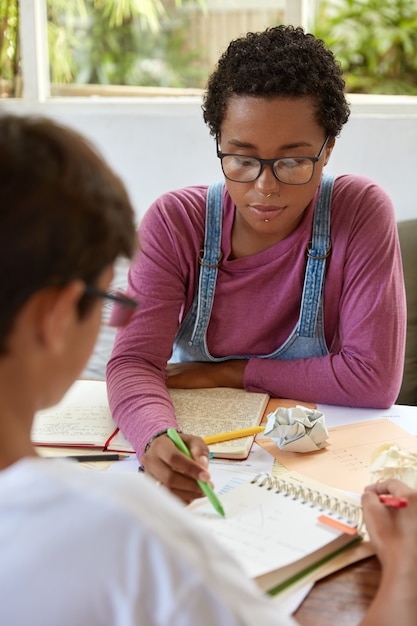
[379,495,408,508]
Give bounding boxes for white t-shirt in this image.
[0,458,295,626]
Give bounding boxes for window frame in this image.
[13,0,417,116]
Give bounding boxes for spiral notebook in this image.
[190,472,365,596]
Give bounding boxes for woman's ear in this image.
[38,281,86,353]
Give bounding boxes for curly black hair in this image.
[202,25,350,139]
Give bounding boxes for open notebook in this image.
[190,471,366,596]
[31,379,269,459]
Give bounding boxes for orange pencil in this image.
[203,426,265,445]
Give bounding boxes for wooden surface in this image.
[293,556,381,625]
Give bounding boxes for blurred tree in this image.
[55,0,205,87]
[0,0,19,95]
[313,0,417,94]
[0,0,206,95]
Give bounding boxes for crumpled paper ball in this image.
[369,444,417,489]
[263,405,329,452]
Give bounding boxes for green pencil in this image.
[167,428,225,517]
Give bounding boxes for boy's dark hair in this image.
[0,114,136,353]
[202,25,350,139]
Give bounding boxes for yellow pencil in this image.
[203,426,265,445]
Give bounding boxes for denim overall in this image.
[171,174,335,363]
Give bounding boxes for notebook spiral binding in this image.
[251,473,363,532]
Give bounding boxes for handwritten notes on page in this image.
[169,387,269,459]
[190,473,361,595]
[31,380,133,452]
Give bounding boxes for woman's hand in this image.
[166,359,248,389]
[141,432,211,504]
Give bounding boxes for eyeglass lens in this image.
[104,291,137,328]
[108,301,136,328]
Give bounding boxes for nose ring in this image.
[264,193,271,198]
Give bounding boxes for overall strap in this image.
[298,174,335,337]
[190,181,224,344]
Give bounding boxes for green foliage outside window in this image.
[313,0,417,95]
[0,0,19,94]
[48,0,206,88]
[0,0,206,96]
[3,0,417,97]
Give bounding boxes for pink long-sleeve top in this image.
[107,174,406,458]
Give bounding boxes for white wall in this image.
[328,110,417,223]
[1,96,416,223]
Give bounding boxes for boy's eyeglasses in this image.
[84,285,138,327]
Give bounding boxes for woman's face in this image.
[218,95,334,246]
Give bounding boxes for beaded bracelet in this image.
[143,428,181,454]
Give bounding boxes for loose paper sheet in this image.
[258,418,417,494]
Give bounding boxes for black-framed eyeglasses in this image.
[216,136,330,185]
[84,285,138,327]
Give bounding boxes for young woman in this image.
[107,25,406,503]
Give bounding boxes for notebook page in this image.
[191,476,359,580]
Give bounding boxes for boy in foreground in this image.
[0,113,415,625]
